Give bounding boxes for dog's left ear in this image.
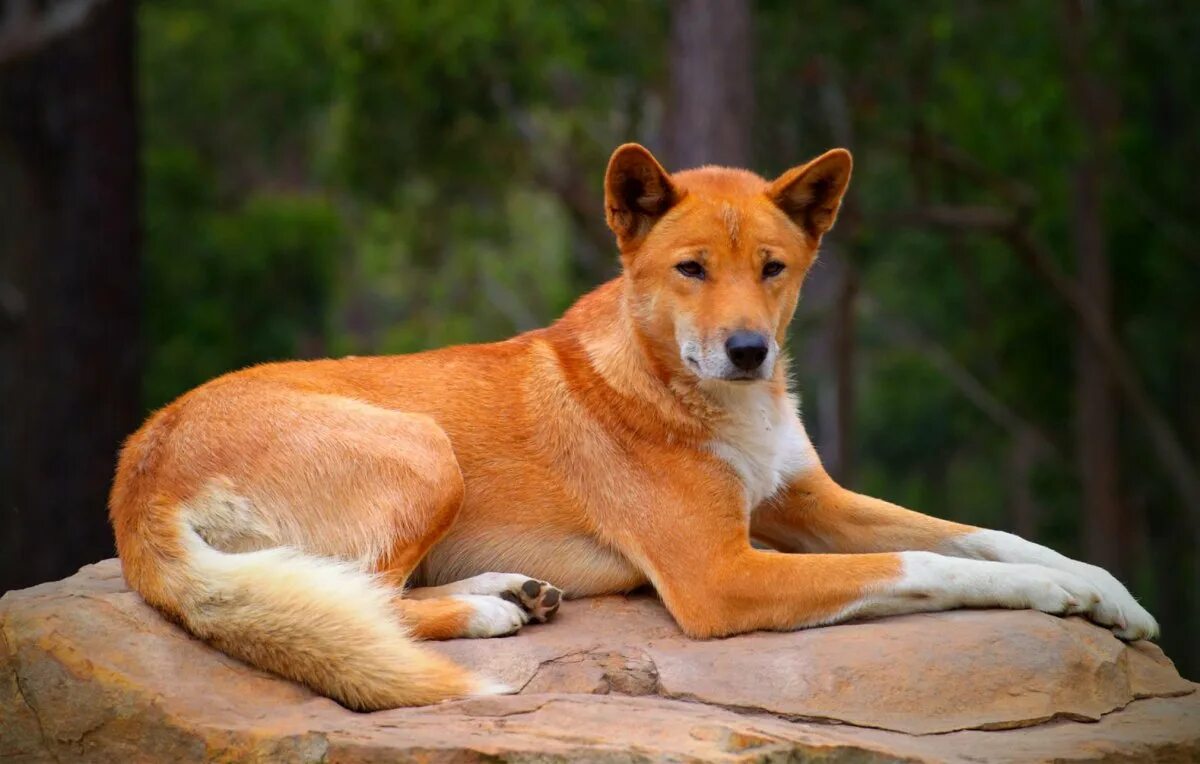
[766,149,853,241]
[604,143,680,250]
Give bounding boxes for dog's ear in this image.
[604,143,680,248]
[766,149,853,241]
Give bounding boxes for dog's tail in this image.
[112,494,499,710]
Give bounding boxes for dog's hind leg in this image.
[151,384,559,645]
[113,388,516,708]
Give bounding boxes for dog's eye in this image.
[762,261,786,279]
[675,260,706,280]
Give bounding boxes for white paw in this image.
[949,530,1159,641]
[449,572,564,623]
[455,594,528,638]
[1068,563,1159,641]
[1006,564,1102,615]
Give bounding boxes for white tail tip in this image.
[471,678,516,697]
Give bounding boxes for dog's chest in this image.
[705,389,817,510]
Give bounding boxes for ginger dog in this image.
[109,144,1158,711]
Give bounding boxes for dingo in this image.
[109,144,1157,710]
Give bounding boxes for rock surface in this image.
[1,559,1196,762]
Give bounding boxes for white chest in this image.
[704,387,818,511]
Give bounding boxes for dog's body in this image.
[110,145,1157,711]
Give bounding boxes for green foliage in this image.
[143,159,341,406]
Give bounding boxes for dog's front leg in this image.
[609,481,1140,640]
[751,467,1158,640]
[623,513,1126,639]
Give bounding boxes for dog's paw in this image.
[1007,564,1103,616]
[1068,563,1159,641]
[954,531,1159,641]
[446,571,563,624]
[498,577,562,624]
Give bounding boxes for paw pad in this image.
[512,578,562,623]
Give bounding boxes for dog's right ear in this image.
[766,149,853,242]
[604,144,680,249]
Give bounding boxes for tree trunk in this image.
[1061,0,1125,577]
[823,259,858,484]
[0,0,140,591]
[665,0,753,169]
[819,67,858,486]
[1070,160,1124,574]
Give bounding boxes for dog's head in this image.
[604,144,851,383]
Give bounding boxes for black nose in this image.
[725,331,769,372]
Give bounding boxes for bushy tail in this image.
[131,515,492,711]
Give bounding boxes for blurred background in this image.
[1,0,1197,673]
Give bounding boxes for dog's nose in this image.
[725,331,769,372]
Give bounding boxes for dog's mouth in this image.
[684,355,765,383]
[721,371,764,383]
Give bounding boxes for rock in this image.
[1,559,1196,763]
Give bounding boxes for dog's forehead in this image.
[666,168,797,251]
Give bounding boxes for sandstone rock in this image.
[1,559,1196,762]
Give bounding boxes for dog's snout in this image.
[725,331,769,372]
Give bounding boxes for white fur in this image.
[941,529,1159,640]
[471,680,516,697]
[704,386,818,510]
[187,480,279,553]
[408,572,535,600]
[837,551,1104,625]
[453,594,529,637]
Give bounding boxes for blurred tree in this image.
[666,0,752,168]
[1062,0,1123,578]
[0,0,139,590]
